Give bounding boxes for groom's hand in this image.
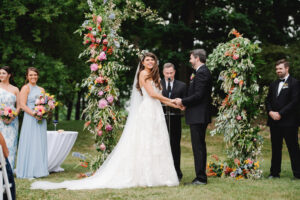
[174,98,183,106]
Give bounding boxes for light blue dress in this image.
[0,88,19,168]
[16,84,49,178]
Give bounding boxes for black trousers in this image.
[270,126,300,178]
[190,123,208,183]
[166,115,182,179]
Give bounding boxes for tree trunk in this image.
[66,99,73,120]
[75,90,82,120]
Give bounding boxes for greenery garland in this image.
[76,0,163,171]
[206,29,265,179]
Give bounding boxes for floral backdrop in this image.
[77,0,163,171]
[206,29,266,179]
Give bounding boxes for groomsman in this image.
[174,49,212,185]
[266,59,300,179]
[161,63,186,180]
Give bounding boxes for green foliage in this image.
[207,29,264,179]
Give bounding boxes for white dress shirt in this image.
[277,74,289,96]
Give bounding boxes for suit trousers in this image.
[166,115,182,179]
[270,126,300,178]
[190,123,208,183]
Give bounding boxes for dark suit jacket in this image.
[266,75,300,127]
[161,79,186,115]
[182,65,212,124]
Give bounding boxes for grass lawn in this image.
[15,120,300,200]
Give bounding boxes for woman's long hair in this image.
[0,66,16,85]
[136,52,161,95]
[25,67,39,84]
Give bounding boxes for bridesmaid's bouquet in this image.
[0,105,17,122]
[33,93,57,124]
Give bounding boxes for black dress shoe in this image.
[191,180,207,185]
[268,175,280,179]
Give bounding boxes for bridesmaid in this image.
[0,66,20,169]
[16,67,49,178]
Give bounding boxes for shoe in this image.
[191,180,207,185]
[268,175,280,179]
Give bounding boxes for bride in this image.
[31,52,181,190]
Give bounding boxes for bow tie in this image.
[279,79,285,82]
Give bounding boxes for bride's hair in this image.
[136,52,161,95]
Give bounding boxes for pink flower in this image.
[97,130,103,136]
[90,63,98,71]
[234,78,239,84]
[97,52,107,61]
[98,99,108,109]
[40,98,45,104]
[86,26,92,31]
[97,16,102,24]
[102,39,108,45]
[100,143,106,151]
[98,90,104,96]
[105,124,113,131]
[48,100,55,109]
[230,172,235,177]
[107,95,114,104]
[236,115,242,120]
[96,76,104,84]
[247,159,253,165]
[96,38,101,43]
[233,54,239,60]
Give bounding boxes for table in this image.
[47,131,78,172]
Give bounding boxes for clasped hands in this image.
[269,111,281,121]
[170,98,185,111]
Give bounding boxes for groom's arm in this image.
[182,70,209,106]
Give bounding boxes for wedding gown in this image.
[31,82,179,190]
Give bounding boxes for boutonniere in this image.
[282,83,289,89]
[190,73,195,81]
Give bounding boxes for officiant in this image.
[161,63,186,180]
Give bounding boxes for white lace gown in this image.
[31,84,179,190]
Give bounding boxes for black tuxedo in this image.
[181,64,212,183]
[161,79,186,179]
[266,75,300,178]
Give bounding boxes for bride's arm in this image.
[139,71,176,107]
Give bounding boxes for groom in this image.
[174,49,212,185]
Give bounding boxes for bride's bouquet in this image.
[0,104,17,122]
[33,93,57,124]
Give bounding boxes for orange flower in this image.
[105,85,110,92]
[107,47,113,55]
[239,80,244,87]
[212,154,219,161]
[232,29,241,37]
[97,25,102,32]
[97,120,103,129]
[84,121,91,128]
[234,158,241,166]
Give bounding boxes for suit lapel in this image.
[170,80,177,99]
[277,76,291,98]
[161,79,168,97]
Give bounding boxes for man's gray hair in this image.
[163,63,175,70]
[190,49,206,63]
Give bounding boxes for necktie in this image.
[167,80,171,98]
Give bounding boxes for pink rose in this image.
[98,99,108,109]
[96,76,104,84]
[90,63,98,71]
[236,115,242,120]
[102,39,108,45]
[97,130,103,136]
[100,143,106,151]
[107,95,114,104]
[86,26,92,31]
[98,90,104,96]
[37,112,43,116]
[97,52,107,61]
[233,54,239,60]
[40,98,45,104]
[97,16,102,24]
[105,124,113,131]
[234,78,239,84]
